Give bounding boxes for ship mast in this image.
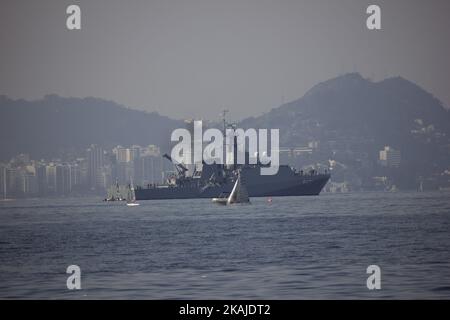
[221,109,238,170]
[3,167,6,200]
[222,109,229,136]
[222,109,229,170]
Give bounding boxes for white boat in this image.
[105,180,125,201]
[126,180,140,207]
[126,202,140,207]
[212,171,250,205]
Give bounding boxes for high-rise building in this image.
[18,170,37,195]
[46,164,57,194]
[139,155,163,185]
[56,164,72,195]
[97,166,113,191]
[130,145,141,161]
[114,145,141,163]
[4,167,18,196]
[379,146,401,167]
[0,164,7,199]
[35,164,47,196]
[114,146,129,163]
[87,144,104,190]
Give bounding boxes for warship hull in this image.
[134,165,330,200]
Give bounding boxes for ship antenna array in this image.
[222,109,229,136]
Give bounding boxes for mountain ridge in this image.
[0,94,183,160]
[239,73,450,188]
[1,73,449,175]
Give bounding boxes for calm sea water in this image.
[0,192,449,299]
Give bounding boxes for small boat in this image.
[105,180,125,201]
[126,202,140,207]
[126,180,140,207]
[212,171,250,205]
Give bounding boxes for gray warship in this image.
[134,158,329,200]
[134,115,330,200]
[135,137,330,200]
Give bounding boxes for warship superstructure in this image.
[134,115,330,200]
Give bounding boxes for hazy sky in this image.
[1,0,449,121]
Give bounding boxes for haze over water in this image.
[1,191,449,299]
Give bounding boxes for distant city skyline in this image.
[1,132,449,199]
[1,0,450,120]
